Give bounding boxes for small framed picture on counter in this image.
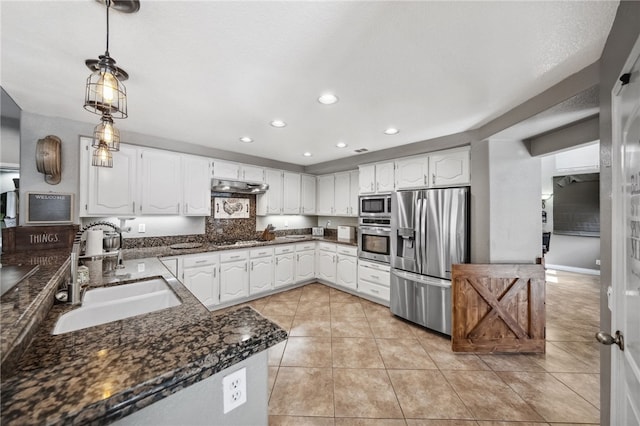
[26,192,74,224]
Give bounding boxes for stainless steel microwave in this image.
[359,195,391,217]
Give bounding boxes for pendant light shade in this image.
[92,141,113,168]
[84,55,128,119]
[93,113,120,151]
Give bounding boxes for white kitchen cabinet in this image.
[300,174,316,215]
[316,243,337,284]
[282,172,301,214]
[336,245,358,290]
[429,147,470,187]
[334,171,359,216]
[182,155,211,216]
[295,244,316,283]
[139,149,182,215]
[249,248,273,295]
[241,164,265,183]
[358,259,391,303]
[81,139,137,216]
[274,245,295,288]
[182,254,219,307]
[219,251,249,303]
[316,174,335,215]
[333,172,351,216]
[358,162,394,194]
[212,159,240,180]
[257,169,283,215]
[349,170,359,216]
[395,155,429,190]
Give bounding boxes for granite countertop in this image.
[120,235,357,260]
[0,250,288,424]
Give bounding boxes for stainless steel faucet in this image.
[69,221,123,305]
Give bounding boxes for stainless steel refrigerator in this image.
[390,187,469,335]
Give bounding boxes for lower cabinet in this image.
[295,242,316,283]
[316,243,337,284]
[220,251,249,303]
[358,259,391,303]
[336,246,358,290]
[249,248,274,295]
[274,245,295,288]
[180,254,220,307]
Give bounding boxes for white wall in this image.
[81,216,205,238]
[1,117,20,166]
[256,215,316,232]
[487,139,542,263]
[541,143,600,273]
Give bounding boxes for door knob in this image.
[595,330,624,351]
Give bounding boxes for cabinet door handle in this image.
[370,288,379,294]
[195,260,207,264]
[297,254,299,262]
[251,261,254,271]
[370,182,374,191]
[185,204,189,214]
[376,182,379,192]
[424,175,427,185]
[275,257,279,265]
[230,255,240,259]
[333,255,336,263]
[177,202,180,212]
[370,275,379,280]
[214,268,216,278]
[132,201,135,212]
[245,262,248,272]
[432,173,435,185]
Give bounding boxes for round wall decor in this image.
[36,135,62,185]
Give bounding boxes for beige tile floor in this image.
[246,270,601,425]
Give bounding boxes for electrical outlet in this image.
[596,259,601,266]
[138,223,146,233]
[222,367,246,414]
[137,262,145,272]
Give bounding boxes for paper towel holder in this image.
[36,135,62,185]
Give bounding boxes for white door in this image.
[608,35,640,426]
[249,257,273,295]
[349,170,359,216]
[336,254,357,290]
[358,164,375,194]
[316,175,335,215]
[429,148,470,187]
[219,260,249,303]
[87,143,137,215]
[316,249,336,284]
[300,174,316,214]
[139,149,181,214]
[282,172,301,214]
[265,169,283,214]
[183,265,218,307]
[375,162,395,193]
[395,156,429,190]
[274,253,295,288]
[333,172,351,216]
[182,155,211,216]
[295,251,315,282]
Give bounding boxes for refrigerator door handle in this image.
[414,195,423,274]
[419,194,428,276]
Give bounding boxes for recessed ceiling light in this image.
[318,94,338,105]
[270,120,287,128]
[239,136,253,143]
[336,142,348,148]
[303,152,312,157]
[384,127,399,135]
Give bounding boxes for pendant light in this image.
[84,0,129,119]
[92,140,113,168]
[85,0,139,167]
[93,113,120,151]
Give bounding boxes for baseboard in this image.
[545,264,601,276]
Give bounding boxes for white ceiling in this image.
[1,1,618,166]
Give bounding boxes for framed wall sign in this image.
[26,192,74,224]
[213,197,250,219]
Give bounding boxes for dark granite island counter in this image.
[0,253,287,425]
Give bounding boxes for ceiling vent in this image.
[354,148,369,153]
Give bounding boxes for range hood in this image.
[211,178,269,194]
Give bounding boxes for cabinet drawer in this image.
[296,242,316,252]
[250,247,273,258]
[358,264,390,287]
[220,250,249,262]
[317,242,336,252]
[358,259,390,273]
[274,245,295,255]
[336,245,357,257]
[182,254,218,268]
[358,280,390,302]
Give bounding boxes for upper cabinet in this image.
[395,155,429,190]
[257,170,301,215]
[429,148,470,187]
[300,174,316,215]
[211,159,240,180]
[212,159,265,183]
[333,171,359,217]
[80,138,211,217]
[316,174,335,216]
[139,149,182,215]
[82,140,137,216]
[359,162,394,194]
[182,155,211,216]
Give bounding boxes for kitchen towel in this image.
[86,229,103,256]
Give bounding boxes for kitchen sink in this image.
[53,278,181,335]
